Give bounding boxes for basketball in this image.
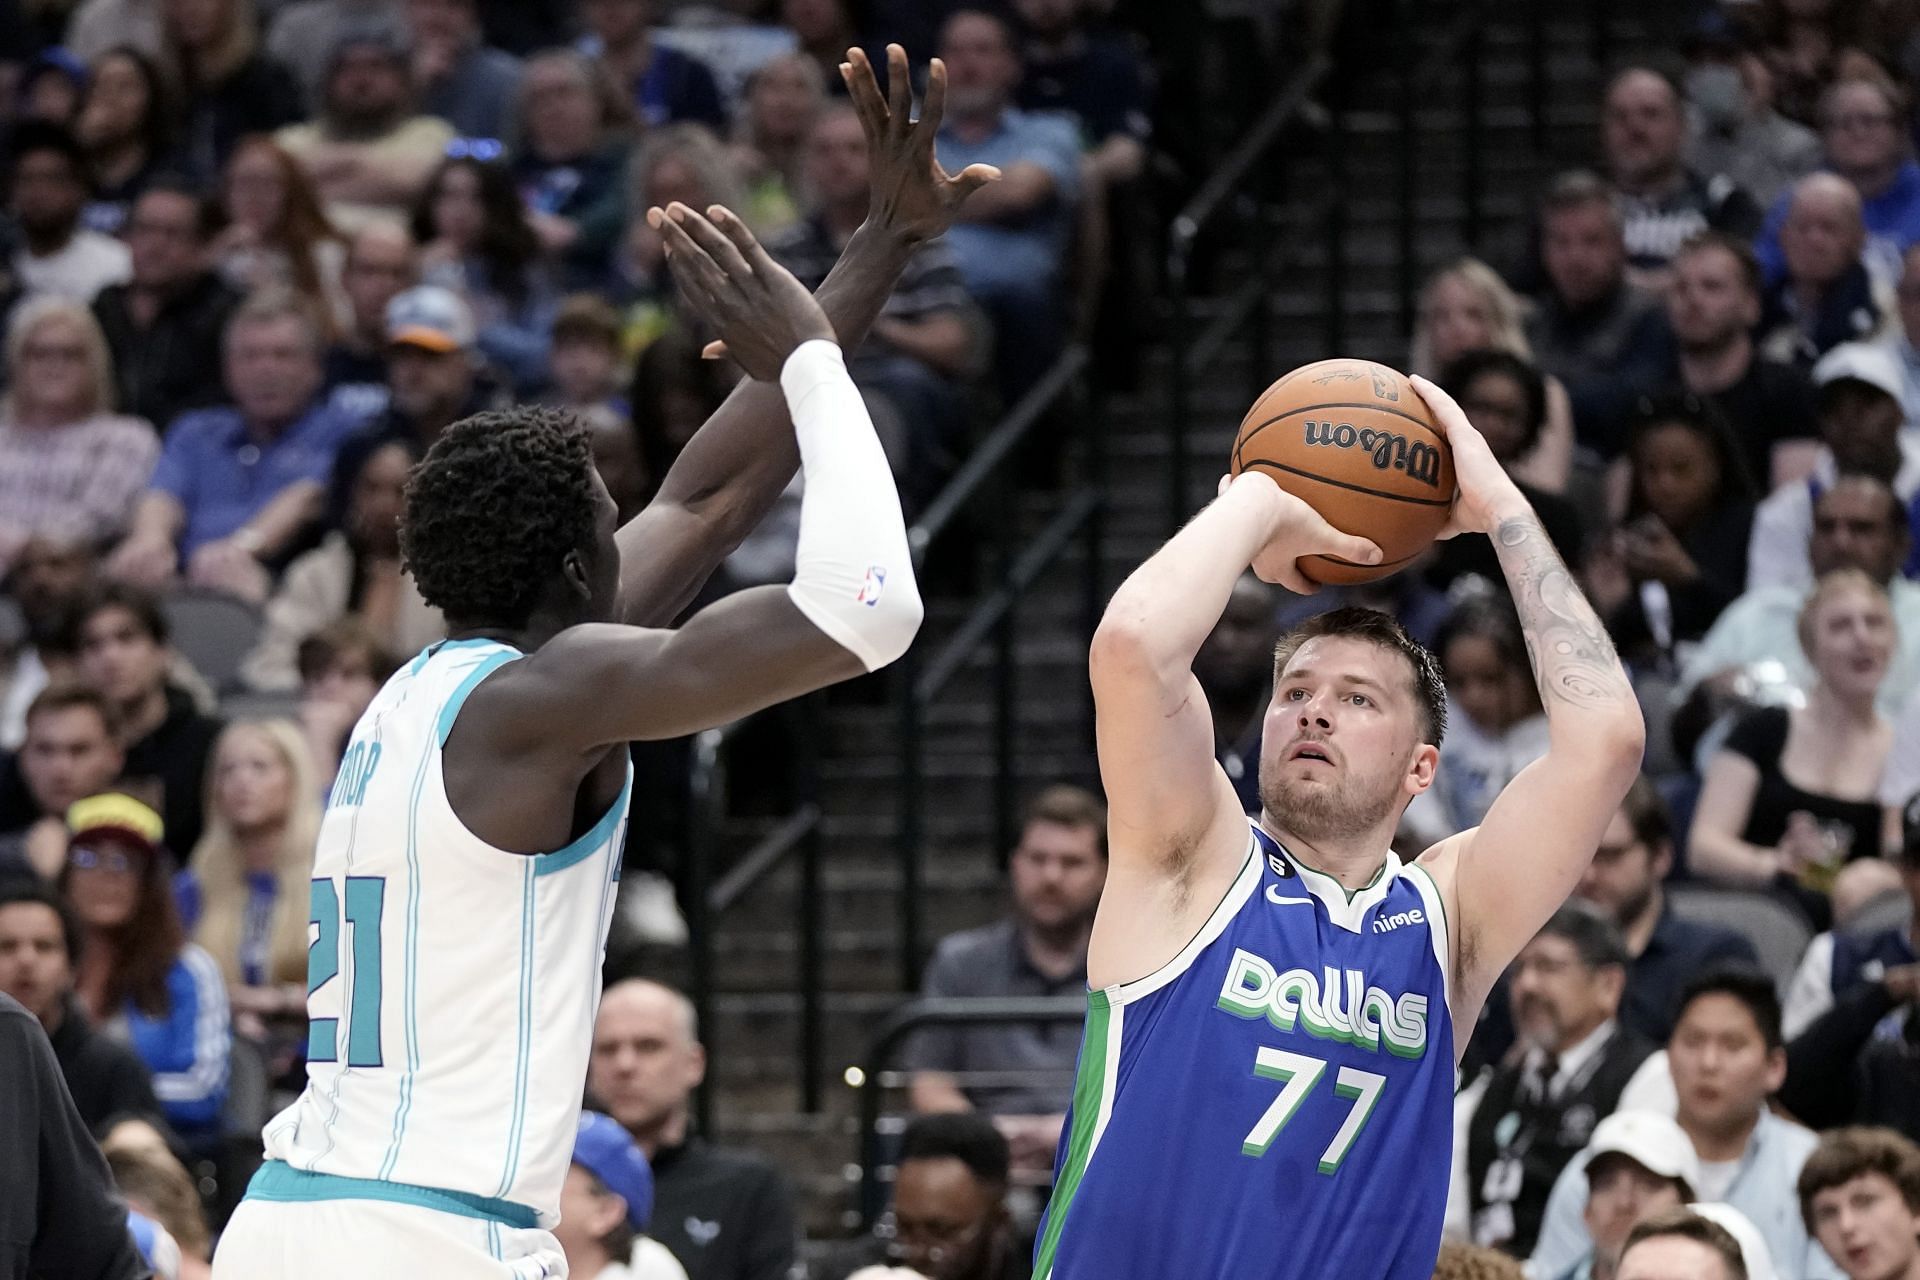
[1229,358,1457,585]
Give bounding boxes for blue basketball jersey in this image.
[1035,825,1455,1280]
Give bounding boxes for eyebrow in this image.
[1278,668,1390,695]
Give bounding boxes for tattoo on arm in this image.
[1494,516,1634,711]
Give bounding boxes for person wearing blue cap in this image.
[561,1111,686,1280]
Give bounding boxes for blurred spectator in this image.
[0,881,160,1131]
[1754,0,1882,127]
[289,620,397,787]
[413,153,556,394]
[936,9,1080,403]
[17,48,88,128]
[731,52,824,236]
[103,1120,212,1279]
[74,583,222,856]
[782,0,866,92]
[1596,395,1758,661]
[1614,1210,1757,1280]
[179,720,315,1078]
[0,536,96,749]
[1191,571,1276,814]
[560,1111,686,1280]
[1409,258,1575,494]
[1758,78,1920,291]
[1526,171,1673,457]
[1796,1128,1920,1280]
[579,0,726,130]
[1599,68,1760,290]
[1690,569,1893,922]
[1781,790,1915,1040]
[1463,906,1653,1258]
[322,218,416,422]
[161,0,304,184]
[1891,243,1920,424]
[1660,233,1819,494]
[243,439,438,693]
[1682,18,1820,210]
[587,978,798,1280]
[1545,1112,1700,1280]
[1682,474,1920,718]
[1575,778,1760,1046]
[1760,173,1890,365]
[406,0,521,141]
[770,102,976,498]
[1433,1243,1524,1280]
[628,322,738,486]
[8,120,132,303]
[1532,970,1840,1280]
[0,296,158,570]
[1014,0,1151,189]
[264,0,404,109]
[512,49,635,287]
[92,179,243,433]
[58,792,230,1142]
[75,46,177,236]
[0,990,151,1280]
[0,685,125,882]
[1405,598,1547,847]
[829,1113,1027,1280]
[67,0,166,64]
[1427,351,1587,587]
[548,294,629,416]
[108,290,358,603]
[1749,343,1920,594]
[585,406,649,525]
[275,29,456,234]
[212,136,350,334]
[907,785,1104,1176]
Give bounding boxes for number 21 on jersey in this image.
[308,876,386,1067]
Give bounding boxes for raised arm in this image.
[1088,474,1380,985]
[615,45,997,628]
[1411,376,1645,1031]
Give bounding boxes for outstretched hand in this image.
[849,44,1001,245]
[1409,374,1531,538]
[651,201,836,383]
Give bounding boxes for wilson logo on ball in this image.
[1301,421,1444,488]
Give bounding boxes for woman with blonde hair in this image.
[160,0,302,182]
[213,135,349,332]
[1690,567,1897,925]
[180,719,322,1060]
[0,297,158,572]
[732,51,827,236]
[1410,257,1575,492]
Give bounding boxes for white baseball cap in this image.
[386,285,476,353]
[1813,341,1907,406]
[1690,1201,1777,1280]
[1585,1110,1702,1196]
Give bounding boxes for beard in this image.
[1258,756,1405,845]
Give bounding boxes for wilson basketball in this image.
[1230,358,1456,585]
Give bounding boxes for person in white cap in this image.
[1551,1111,1703,1280]
[1746,340,1920,595]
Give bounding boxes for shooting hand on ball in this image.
[1409,374,1532,538]
[1223,472,1382,595]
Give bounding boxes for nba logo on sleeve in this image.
[856,565,887,607]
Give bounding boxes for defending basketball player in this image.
[1036,377,1645,1279]
[212,47,995,1279]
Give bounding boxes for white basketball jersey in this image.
[262,638,631,1227]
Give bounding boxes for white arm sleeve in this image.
[780,340,923,671]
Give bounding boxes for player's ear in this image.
[561,548,592,600]
[1406,743,1440,794]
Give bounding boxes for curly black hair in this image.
[400,407,599,629]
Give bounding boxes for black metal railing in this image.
[851,996,1089,1224]
[892,344,1102,990]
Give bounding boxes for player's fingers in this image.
[916,56,948,140]
[843,50,887,138]
[701,339,729,360]
[885,44,911,136]
[658,204,733,294]
[1408,373,1481,444]
[1265,560,1320,596]
[1303,510,1383,567]
[708,204,781,278]
[675,202,754,281]
[1216,473,1232,499]
[947,163,1002,197]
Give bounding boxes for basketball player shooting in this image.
[1035,377,1645,1279]
[212,48,996,1280]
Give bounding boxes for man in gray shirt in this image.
[908,784,1107,1175]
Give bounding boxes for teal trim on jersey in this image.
[533,765,633,877]
[498,860,536,1197]
[1034,990,1113,1279]
[245,1161,539,1230]
[436,650,521,746]
[378,739,437,1180]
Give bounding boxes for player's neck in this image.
[1259,817,1393,891]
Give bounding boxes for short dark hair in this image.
[9,119,88,184]
[1621,1210,1747,1280]
[1627,390,1758,504]
[1541,169,1621,224]
[401,407,599,629]
[553,294,623,349]
[0,879,82,969]
[1440,349,1548,456]
[898,1112,1011,1186]
[75,581,169,647]
[1799,1127,1920,1233]
[1020,784,1107,858]
[296,618,400,687]
[1272,607,1447,747]
[134,174,223,242]
[1618,774,1671,851]
[1436,596,1531,690]
[1675,967,1783,1051]
[1534,902,1630,971]
[1674,231,1763,299]
[1822,471,1909,535]
[24,682,120,740]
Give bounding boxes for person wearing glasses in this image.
[55,793,230,1150]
